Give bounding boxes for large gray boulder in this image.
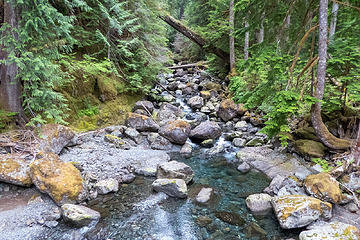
[299,222,360,240]
[156,103,184,126]
[158,120,191,145]
[187,96,204,110]
[0,154,32,187]
[37,124,75,154]
[152,179,187,198]
[126,113,159,132]
[217,99,239,122]
[157,161,194,184]
[132,101,154,114]
[61,204,100,228]
[190,121,222,141]
[271,195,332,229]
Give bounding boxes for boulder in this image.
[132,101,154,114]
[217,99,239,122]
[195,187,213,203]
[29,152,86,205]
[246,137,265,147]
[183,87,193,95]
[61,204,100,228]
[37,124,75,154]
[237,162,251,173]
[200,139,215,148]
[304,173,342,204]
[152,179,187,198]
[126,113,159,132]
[124,128,141,143]
[200,91,211,99]
[294,140,325,158]
[95,178,119,195]
[190,121,222,141]
[156,103,184,126]
[245,194,272,213]
[0,154,32,186]
[299,222,360,240]
[157,161,194,184]
[343,172,360,192]
[180,143,192,158]
[294,127,320,141]
[233,138,246,147]
[235,121,248,130]
[158,120,191,145]
[187,96,204,110]
[104,134,127,148]
[271,195,332,229]
[147,133,172,151]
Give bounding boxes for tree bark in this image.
[329,2,339,41]
[0,0,26,125]
[311,0,351,150]
[160,15,230,63]
[229,0,235,71]
[256,12,265,43]
[244,16,249,61]
[354,122,360,165]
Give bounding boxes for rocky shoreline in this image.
[0,68,359,239]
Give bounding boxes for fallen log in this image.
[168,62,208,70]
[160,15,229,63]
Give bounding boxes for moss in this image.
[294,139,326,158]
[30,152,83,204]
[97,76,118,102]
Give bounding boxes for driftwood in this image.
[159,15,229,63]
[168,62,208,70]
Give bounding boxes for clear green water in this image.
[41,150,300,240]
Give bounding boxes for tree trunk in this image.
[256,12,265,43]
[160,15,230,63]
[329,2,339,41]
[354,122,360,165]
[310,0,351,150]
[229,0,235,71]
[244,16,249,61]
[0,0,26,125]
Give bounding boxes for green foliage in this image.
[78,105,99,117]
[0,110,17,130]
[311,158,333,173]
[0,0,76,126]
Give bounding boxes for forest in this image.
[0,0,360,239]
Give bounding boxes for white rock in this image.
[61,204,100,228]
[95,178,119,195]
[152,179,187,198]
[196,188,213,203]
[246,193,272,213]
[299,221,360,240]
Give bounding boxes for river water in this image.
[42,148,299,240]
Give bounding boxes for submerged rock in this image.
[95,178,119,195]
[30,152,86,205]
[246,193,272,213]
[196,216,212,227]
[304,173,342,204]
[271,195,332,229]
[152,179,188,198]
[195,187,213,203]
[157,161,194,184]
[237,162,251,173]
[215,211,245,226]
[126,113,159,132]
[158,120,191,145]
[0,154,32,186]
[299,221,360,240]
[190,121,222,141]
[61,204,100,228]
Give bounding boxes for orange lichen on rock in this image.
[29,152,84,205]
[0,154,32,186]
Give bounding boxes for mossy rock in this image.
[294,139,326,158]
[294,127,320,141]
[29,152,86,205]
[0,154,32,186]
